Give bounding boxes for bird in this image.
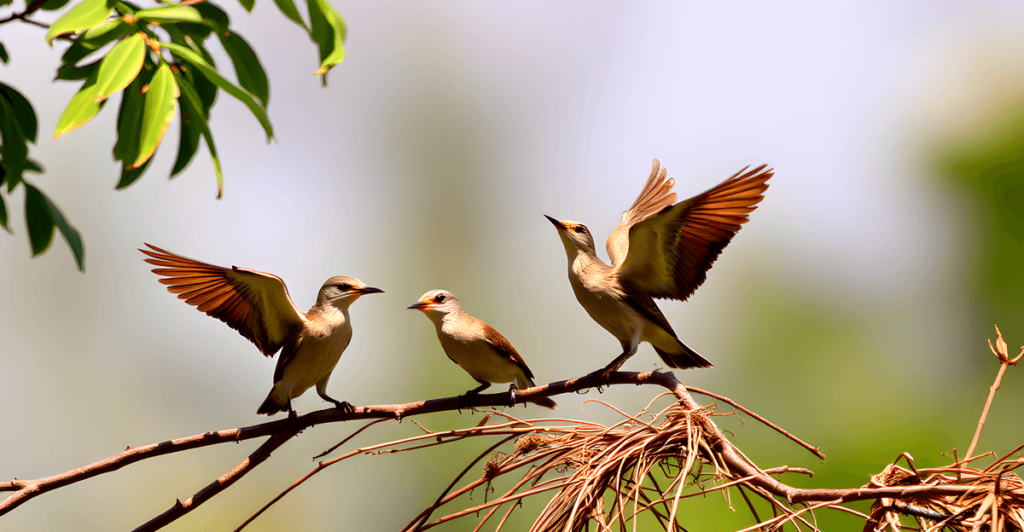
[408,290,557,409]
[545,160,772,377]
[140,243,383,416]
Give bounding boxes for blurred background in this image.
[3,0,1024,530]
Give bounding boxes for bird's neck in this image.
[309,302,350,327]
[567,245,606,273]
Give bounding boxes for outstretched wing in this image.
[614,164,773,301]
[607,159,679,267]
[140,243,307,356]
[481,324,535,381]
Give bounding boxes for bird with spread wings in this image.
[546,160,772,376]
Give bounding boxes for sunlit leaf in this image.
[176,73,222,197]
[53,69,102,138]
[308,0,345,76]
[46,0,115,44]
[24,184,55,256]
[218,31,268,107]
[272,0,305,30]
[59,19,134,66]
[129,62,178,169]
[238,0,254,13]
[93,32,145,102]
[41,0,72,10]
[162,26,217,113]
[24,183,85,270]
[0,82,38,143]
[163,41,273,141]
[134,5,202,24]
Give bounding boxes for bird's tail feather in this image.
[518,375,557,409]
[654,339,714,370]
[257,390,288,416]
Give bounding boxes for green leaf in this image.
[0,95,28,185]
[41,0,73,10]
[176,73,222,197]
[113,63,150,162]
[130,62,178,169]
[53,68,102,138]
[46,0,115,45]
[193,2,228,33]
[308,0,345,76]
[238,0,254,13]
[117,156,150,189]
[0,192,7,230]
[0,42,8,64]
[24,183,85,270]
[218,31,268,107]
[59,20,134,66]
[162,26,218,113]
[272,0,305,30]
[0,82,38,143]
[163,41,273,141]
[134,5,202,24]
[171,93,201,177]
[92,32,145,102]
[24,184,55,256]
[56,59,101,80]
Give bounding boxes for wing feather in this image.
[614,164,773,301]
[607,159,679,266]
[141,243,307,356]
[481,324,535,381]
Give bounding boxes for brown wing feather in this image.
[481,324,535,381]
[141,243,307,356]
[615,165,773,301]
[607,159,679,266]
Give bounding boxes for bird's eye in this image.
[573,226,587,234]
[337,284,349,291]
[433,294,446,303]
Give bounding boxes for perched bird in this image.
[546,160,772,375]
[140,243,383,416]
[408,290,556,409]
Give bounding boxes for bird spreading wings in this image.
[140,244,307,356]
[608,160,773,301]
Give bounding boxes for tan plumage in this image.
[141,244,383,415]
[547,160,772,373]
[409,290,556,409]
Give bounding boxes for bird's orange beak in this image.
[544,215,568,232]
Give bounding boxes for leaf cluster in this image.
[0,0,347,270]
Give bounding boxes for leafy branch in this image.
[0,0,346,270]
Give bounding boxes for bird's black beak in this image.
[544,215,567,231]
[407,301,428,310]
[355,287,384,295]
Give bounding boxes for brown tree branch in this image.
[0,0,49,27]
[4,351,1019,532]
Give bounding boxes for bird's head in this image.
[545,215,596,255]
[407,289,462,320]
[318,276,383,308]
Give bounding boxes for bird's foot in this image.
[330,400,355,415]
[458,391,483,414]
[507,384,517,408]
[593,364,620,392]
